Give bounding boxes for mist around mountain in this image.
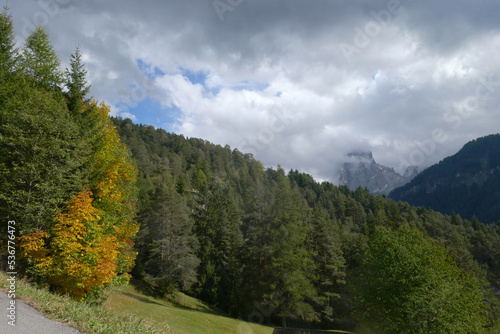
[390,134,500,224]
[338,152,419,195]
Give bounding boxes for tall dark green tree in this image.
[138,177,199,295]
[0,6,18,98]
[192,185,243,313]
[309,204,346,324]
[65,45,91,114]
[266,170,317,326]
[243,167,317,326]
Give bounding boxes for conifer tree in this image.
[267,169,317,325]
[0,6,17,78]
[140,177,199,294]
[65,45,91,114]
[22,26,63,91]
[309,204,346,324]
[243,167,317,326]
[192,185,243,312]
[0,86,87,232]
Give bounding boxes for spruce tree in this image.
[0,85,88,233]
[65,45,91,113]
[243,167,317,326]
[142,178,199,295]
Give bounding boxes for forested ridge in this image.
[113,117,500,332]
[390,133,500,224]
[1,8,500,333]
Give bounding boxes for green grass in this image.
[0,271,274,333]
[104,283,274,334]
[0,271,166,333]
[0,271,353,334]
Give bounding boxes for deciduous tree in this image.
[21,26,63,91]
[354,226,488,333]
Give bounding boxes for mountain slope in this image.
[339,152,418,195]
[389,134,500,223]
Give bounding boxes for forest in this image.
[1,9,500,333]
[390,133,500,224]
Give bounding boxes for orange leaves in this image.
[18,230,49,261]
[20,100,138,300]
[88,101,138,280]
[53,189,100,237]
[19,190,123,299]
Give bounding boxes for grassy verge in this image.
[0,271,352,334]
[0,271,273,333]
[0,271,168,333]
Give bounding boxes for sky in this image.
[8,0,500,182]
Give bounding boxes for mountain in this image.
[389,134,500,223]
[339,152,419,195]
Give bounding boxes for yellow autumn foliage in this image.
[20,101,138,300]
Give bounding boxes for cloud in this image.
[8,0,500,183]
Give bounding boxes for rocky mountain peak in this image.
[339,151,418,195]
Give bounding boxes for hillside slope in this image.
[112,118,500,331]
[389,134,500,223]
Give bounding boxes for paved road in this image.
[0,291,81,334]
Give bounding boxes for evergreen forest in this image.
[1,9,500,333]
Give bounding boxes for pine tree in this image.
[176,175,186,195]
[243,167,317,326]
[266,169,317,325]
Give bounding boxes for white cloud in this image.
[8,0,500,183]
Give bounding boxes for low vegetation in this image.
[0,272,166,333]
[0,271,277,334]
